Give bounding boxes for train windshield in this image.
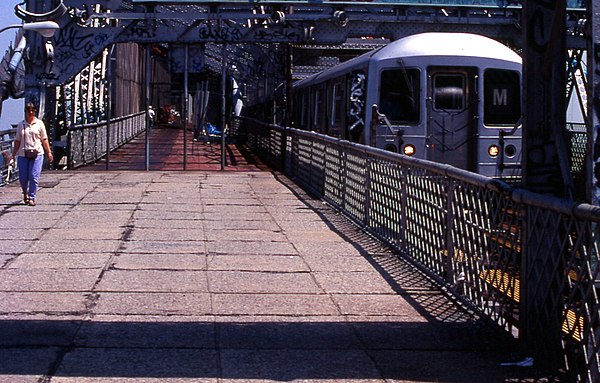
[483,69,521,126]
[379,69,420,124]
[433,75,465,110]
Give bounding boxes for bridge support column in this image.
[522,0,569,374]
[145,44,151,171]
[221,44,227,171]
[184,44,189,171]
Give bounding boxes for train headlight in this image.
[403,144,415,156]
[504,144,517,158]
[488,145,499,158]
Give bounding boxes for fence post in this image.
[521,207,566,373]
[444,179,455,283]
[364,155,371,228]
[399,165,407,255]
[280,126,287,171]
[66,130,72,169]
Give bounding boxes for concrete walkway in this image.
[0,170,539,382]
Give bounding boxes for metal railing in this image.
[0,128,18,185]
[68,111,145,168]
[239,116,600,382]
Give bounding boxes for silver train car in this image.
[292,32,522,177]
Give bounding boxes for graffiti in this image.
[528,9,548,53]
[127,25,156,40]
[36,72,59,82]
[348,71,366,143]
[253,28,303,43]
[198,24,243,42]
[196,23,304,43]
[94,33,109,46]
[55,27,97,58]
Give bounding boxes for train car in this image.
[292,32,522,178]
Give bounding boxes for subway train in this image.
[291,32,522,178]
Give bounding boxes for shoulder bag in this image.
[23,124,39,159]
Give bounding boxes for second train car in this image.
[292,32,522,177]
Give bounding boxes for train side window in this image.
[484,69,521,125]
[333,83,345,125]
[299,91,308,128]
[313,88,324,130]
[433,74,464,110]
[379,69,420,124]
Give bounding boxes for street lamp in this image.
[0,21,60,38]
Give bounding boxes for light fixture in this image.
[403,144,415,156]
[0,21,60,38]
[22,21,60,38]
[488,145,499,158]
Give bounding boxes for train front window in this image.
[379,69,420,124]
[433,74,464,110]
[484,69,521,125]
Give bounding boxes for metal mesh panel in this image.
[284,134,293,175]
[323,143,345,207]
[311,141,326,196]
[343,148,368,225]
[403,168,448,276]
[451,180,521,333]
[368,159,403,248]
[95,125,108,155]
[294,136,314,191]
[568,123,587,177]
[83,127,98,164]
[269,129,283,166]
[68,129,84,168]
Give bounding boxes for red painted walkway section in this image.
[82,125,267,171]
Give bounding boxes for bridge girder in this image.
[27,1,540,87]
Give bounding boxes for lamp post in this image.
[0,21,60,38]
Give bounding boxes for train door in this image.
[426,67,476,171]
[330,81,346,138]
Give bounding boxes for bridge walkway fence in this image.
[234,116,600,383]
[67,111,146,169]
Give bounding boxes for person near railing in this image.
[147,105,155,130]
[9,102,53,206]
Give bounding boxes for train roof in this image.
[294,32,521,87]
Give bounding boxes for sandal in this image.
[28,199,35,206]
[23,194,29,204]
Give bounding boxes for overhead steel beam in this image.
[29,1,532,87]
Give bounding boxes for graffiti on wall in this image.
[48,24,112,84]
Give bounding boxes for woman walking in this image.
[10,102,53,206]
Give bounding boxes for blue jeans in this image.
[17,154,44,200]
